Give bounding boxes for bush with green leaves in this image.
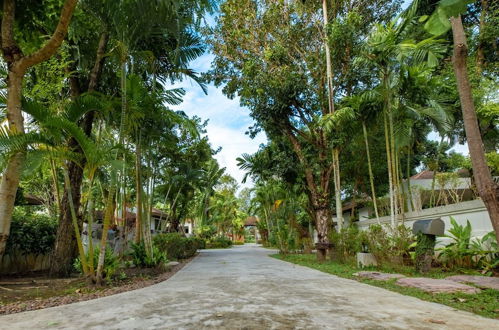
[190,237,206,250]
[206,236,233,249]
[438,217,499,271]
[153,233,199,260]
[195,225,217,239]
[387,225,415,259]
[365,224,390,263]
[129,242,167,268]
[329,226,363,261]
[74,248,119,279]
[6,210,57,257]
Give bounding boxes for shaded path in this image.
[1,244,497,329]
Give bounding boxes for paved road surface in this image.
[1,244,497,329]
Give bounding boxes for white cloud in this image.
[169,53,267,188]
[427,131,469,156]
[207,123,266,188]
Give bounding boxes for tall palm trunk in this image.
[389,106,399,225]
[62,167,88,276]
[86,177,96,276]
[429,136,445,208]
[96,182,116,285]
[322,0,343,231]
[450,16,499,242]
[383,110,395,227]
[333,149,343,230]
[134,136,143,244]
[0,0,78,258]
[406,143,414,212]
[362,121,380,222]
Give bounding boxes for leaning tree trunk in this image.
[450,16,499,242]
[0,0,79,258]
[362,121,380,222]
[0,73,24,256]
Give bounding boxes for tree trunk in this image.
[315,204,330,262]
[383,110,395,227]
[135,139,143,244]
[50,159,84,276]
[333,148,343,230]
[0,72,24,256]
[96,183,116,285]
[0,0,78,258]
[322,0,343,232]
[62,167,88,276]
[362,122,379,222]
[476,0,487,75]
[50,31,109,276]
[451,16,499,242]
[406,144,414,212]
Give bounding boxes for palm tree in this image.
[357,5,447,226]
[0,94,115,282]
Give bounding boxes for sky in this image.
[170,54,267,189]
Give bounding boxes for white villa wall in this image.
[333,212,352,227]
[358,207,370,220]
[357,199,492,246]
[405,177,472,191]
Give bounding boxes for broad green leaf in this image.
[418,15,428,22]
[427,52,438,67]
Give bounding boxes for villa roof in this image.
[23,194,44,206]
[244,216,258,226]
[410,169,470,180]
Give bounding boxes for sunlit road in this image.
[1,244,497,329]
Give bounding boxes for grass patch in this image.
[272,253,499,319]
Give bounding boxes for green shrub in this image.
[365,224,390,263]
[190,237,206,250]
[388,225,415,258]
[330,226,363,261]
[195,225,217,239]
[234,241,244,245]
[73,248,119,279]
[6,211,57,256]
[129,242,167,268]
[153,233,199,259]
[206,236,233,249]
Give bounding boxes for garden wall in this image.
[357,199,493,245]
[0,253,50,275]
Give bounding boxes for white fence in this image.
[357,199,493,245]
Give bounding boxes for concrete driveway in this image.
[0,244,497,329]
